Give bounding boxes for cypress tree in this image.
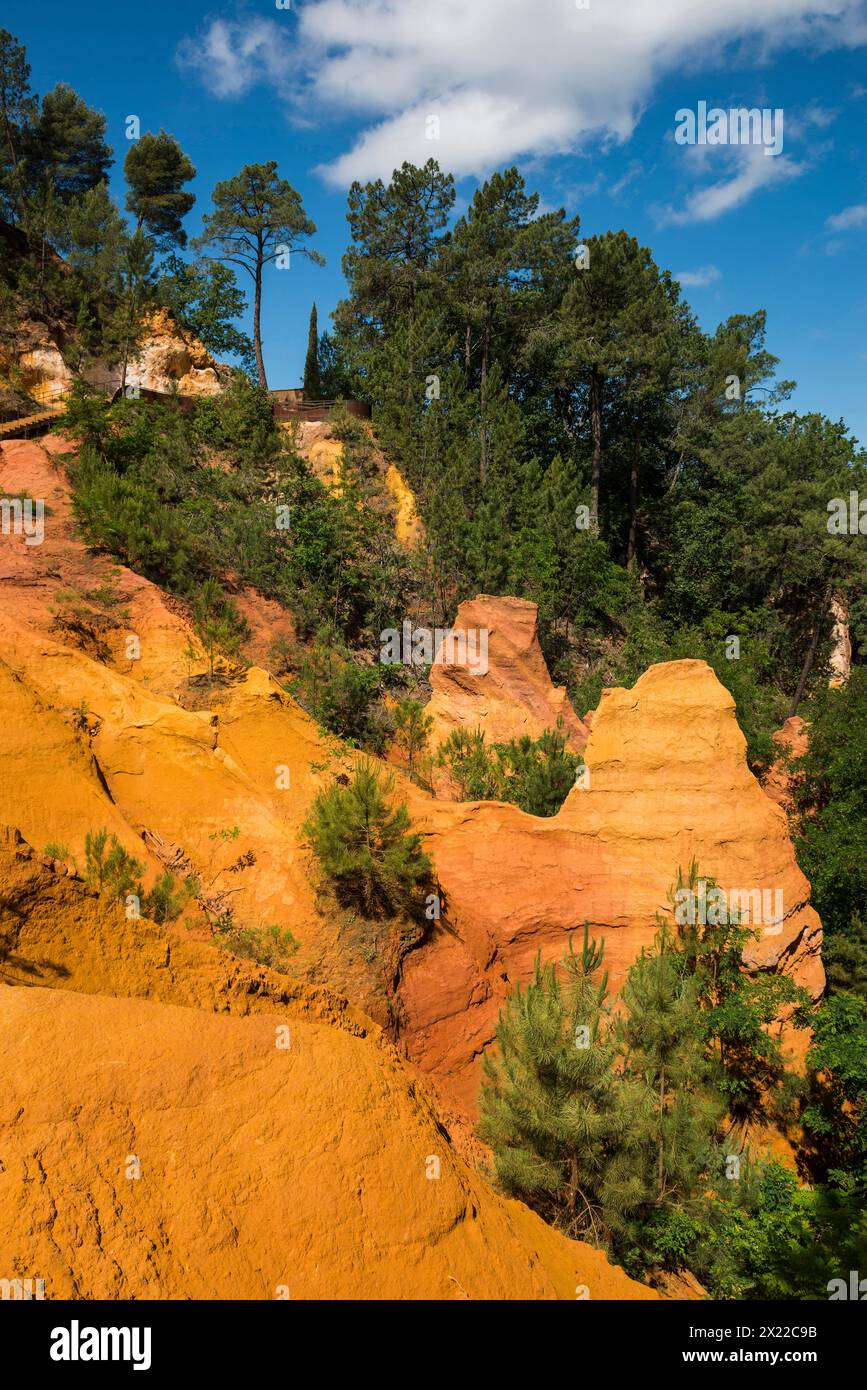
[303,302,322,398]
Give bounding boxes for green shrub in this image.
[302,758,432,915]
[217,922,300,973]
[142,871,193,925]
[292,628,381,745]
[84,827,144,899]
[435,726,581,816]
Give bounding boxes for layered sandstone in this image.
[424,595,589,753]
[401,660,824,1116]
[0,436,824,1144]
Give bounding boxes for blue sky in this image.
[6,0,867,444]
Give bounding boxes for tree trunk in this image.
[567,1154,578,1213]
[788,590,829,717]
[589,367,602,537]
[253,251,267,389]
[627,423,640,570]
[464,322,472,382]
[120,288,137,394]
[479,321,490,487]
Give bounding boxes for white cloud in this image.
[178,0,867,189]
[177,18,298,99]
[656,145,805,224]
[674,265,721,287]
[826,202,867,230]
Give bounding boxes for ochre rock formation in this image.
[0,305,229,401]
[0,832,651,1300]
[401,660,824,1117]
[1,435,824,1161]
[292,418,422,549]
[763,716,809,814]
[125,306,230,397]
[829,597,852,687]
[384,462,423,548]
[424,595,589,754]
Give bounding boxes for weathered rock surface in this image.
[0,832,650,1300]
[401,660,824,1116]
[829,597,852,687]
[125,306,230,397]
[763,716,809,814]
[424,595,589,755]
[0,303,229,401]
[291,418,422,548]
[1,437,825,1175]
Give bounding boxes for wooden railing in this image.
[269,395,371,423]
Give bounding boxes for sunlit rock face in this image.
[401,659,823,1117]
[0,831,652,1302]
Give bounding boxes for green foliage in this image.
[798,992,867,1190]
[669,862,809,1119]
[302,758,432,916]
[476,871,846,1290]
[155,255,253,369]
[193,160,323,386]
[615,920,724,1257]
[84,827,143,901]
[435,725,581,815]
[391,698,433,778]
[191,577,247,678]
[26,81,112,200]
[217,921,300,974]
[303,302,322,398]
[142,870,192,925]
[478,927,642,1243]
[688,1161,867,1300]
[0,27,38,220]
[793,670,867,993]
[292,628,382,746]
[124,130,195,249]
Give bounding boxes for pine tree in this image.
[392,698,433,780]
[616,919,723,1258]
[0,27,37,221]
[552,231,684,540]
[302,758,432,916]
[478,926,641,1244]
[124,130,196,249]
[194,162,323,388]
[26,82,112,199]
[303,302,322,398]
[669,862,808,1120]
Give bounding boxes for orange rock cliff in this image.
[0,431,823,1298]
